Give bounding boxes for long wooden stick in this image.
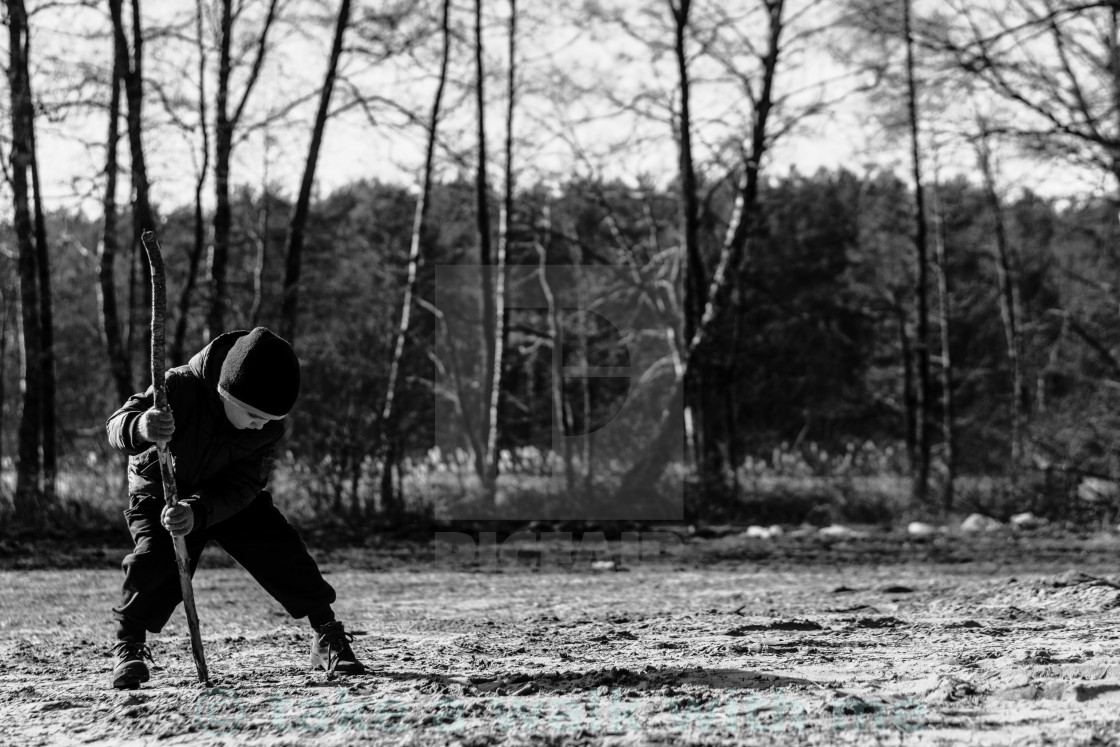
[140,229,211,687]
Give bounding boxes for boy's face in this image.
[220,395,284,430]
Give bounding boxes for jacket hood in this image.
[186,329,251,398]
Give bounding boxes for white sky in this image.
[6,0,1114,221]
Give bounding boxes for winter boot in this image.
[310,621,366,675]
[111,641,153,689]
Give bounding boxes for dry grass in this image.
[0,440,1089,537]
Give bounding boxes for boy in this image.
[106,327,364,689]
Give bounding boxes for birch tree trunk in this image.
[613,0,786,505]
[976,128,1025,470]
[482,0,516,504]
[671,0,705,474]
[379,0,453,515]
[932,180,954,512]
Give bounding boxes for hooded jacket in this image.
[106,330,286,529]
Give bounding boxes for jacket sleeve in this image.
[105,374,185,455]
[106,387,155,455]
[191,427,282,527]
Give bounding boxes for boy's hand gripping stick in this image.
[141,229,211,687]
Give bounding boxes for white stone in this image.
[907,521,937,537]
[1010,511,1046,528]
[819,524,867,538]
[1078,477,1120,503]
[961,513,1003,533]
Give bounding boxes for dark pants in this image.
[113,490,336,633]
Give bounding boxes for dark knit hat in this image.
[218,327,300,418]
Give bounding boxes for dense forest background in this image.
[4,0,1120,533]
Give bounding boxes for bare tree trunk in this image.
[563,234,595,495]
[209,0,234,340]
[110,0,156,380]
[7,0,45,523]
[903,0,931,507]
[897,298,916,470]
[580,309,594,498]
[379,0,452,515]
[931,180,954,513]
[613,0,786,504]
[170,155,208,365]
[249,205,267,328]
[249,133,270,327]
[437,305,489,474]
[208,0,279,339]
[726,276,742,490]
[975,127,1025,469]
[1037,315,1066,415]
[17,22,56,503]
[472,0,498,492]
[280,0,351,345]
[348,439,362,520]
[0,295,9,489]
[536,205,575,495]
[126,224,139,368]
[127,0,153,232]
[99,42,133,401]
[172,0,212,365]
[29,93,56,505]
[670,0,706,475]
[1111,5,1120,197]
[486,223,508,501]
[19,2,55,499]
[482,0,516,504]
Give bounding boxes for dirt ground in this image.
[3,529,1120,746]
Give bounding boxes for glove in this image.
[138,407,175,445]
[161,502,195,536]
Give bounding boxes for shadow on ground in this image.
[374,666,816,695]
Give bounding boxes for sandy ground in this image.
[2,530,1120,746]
